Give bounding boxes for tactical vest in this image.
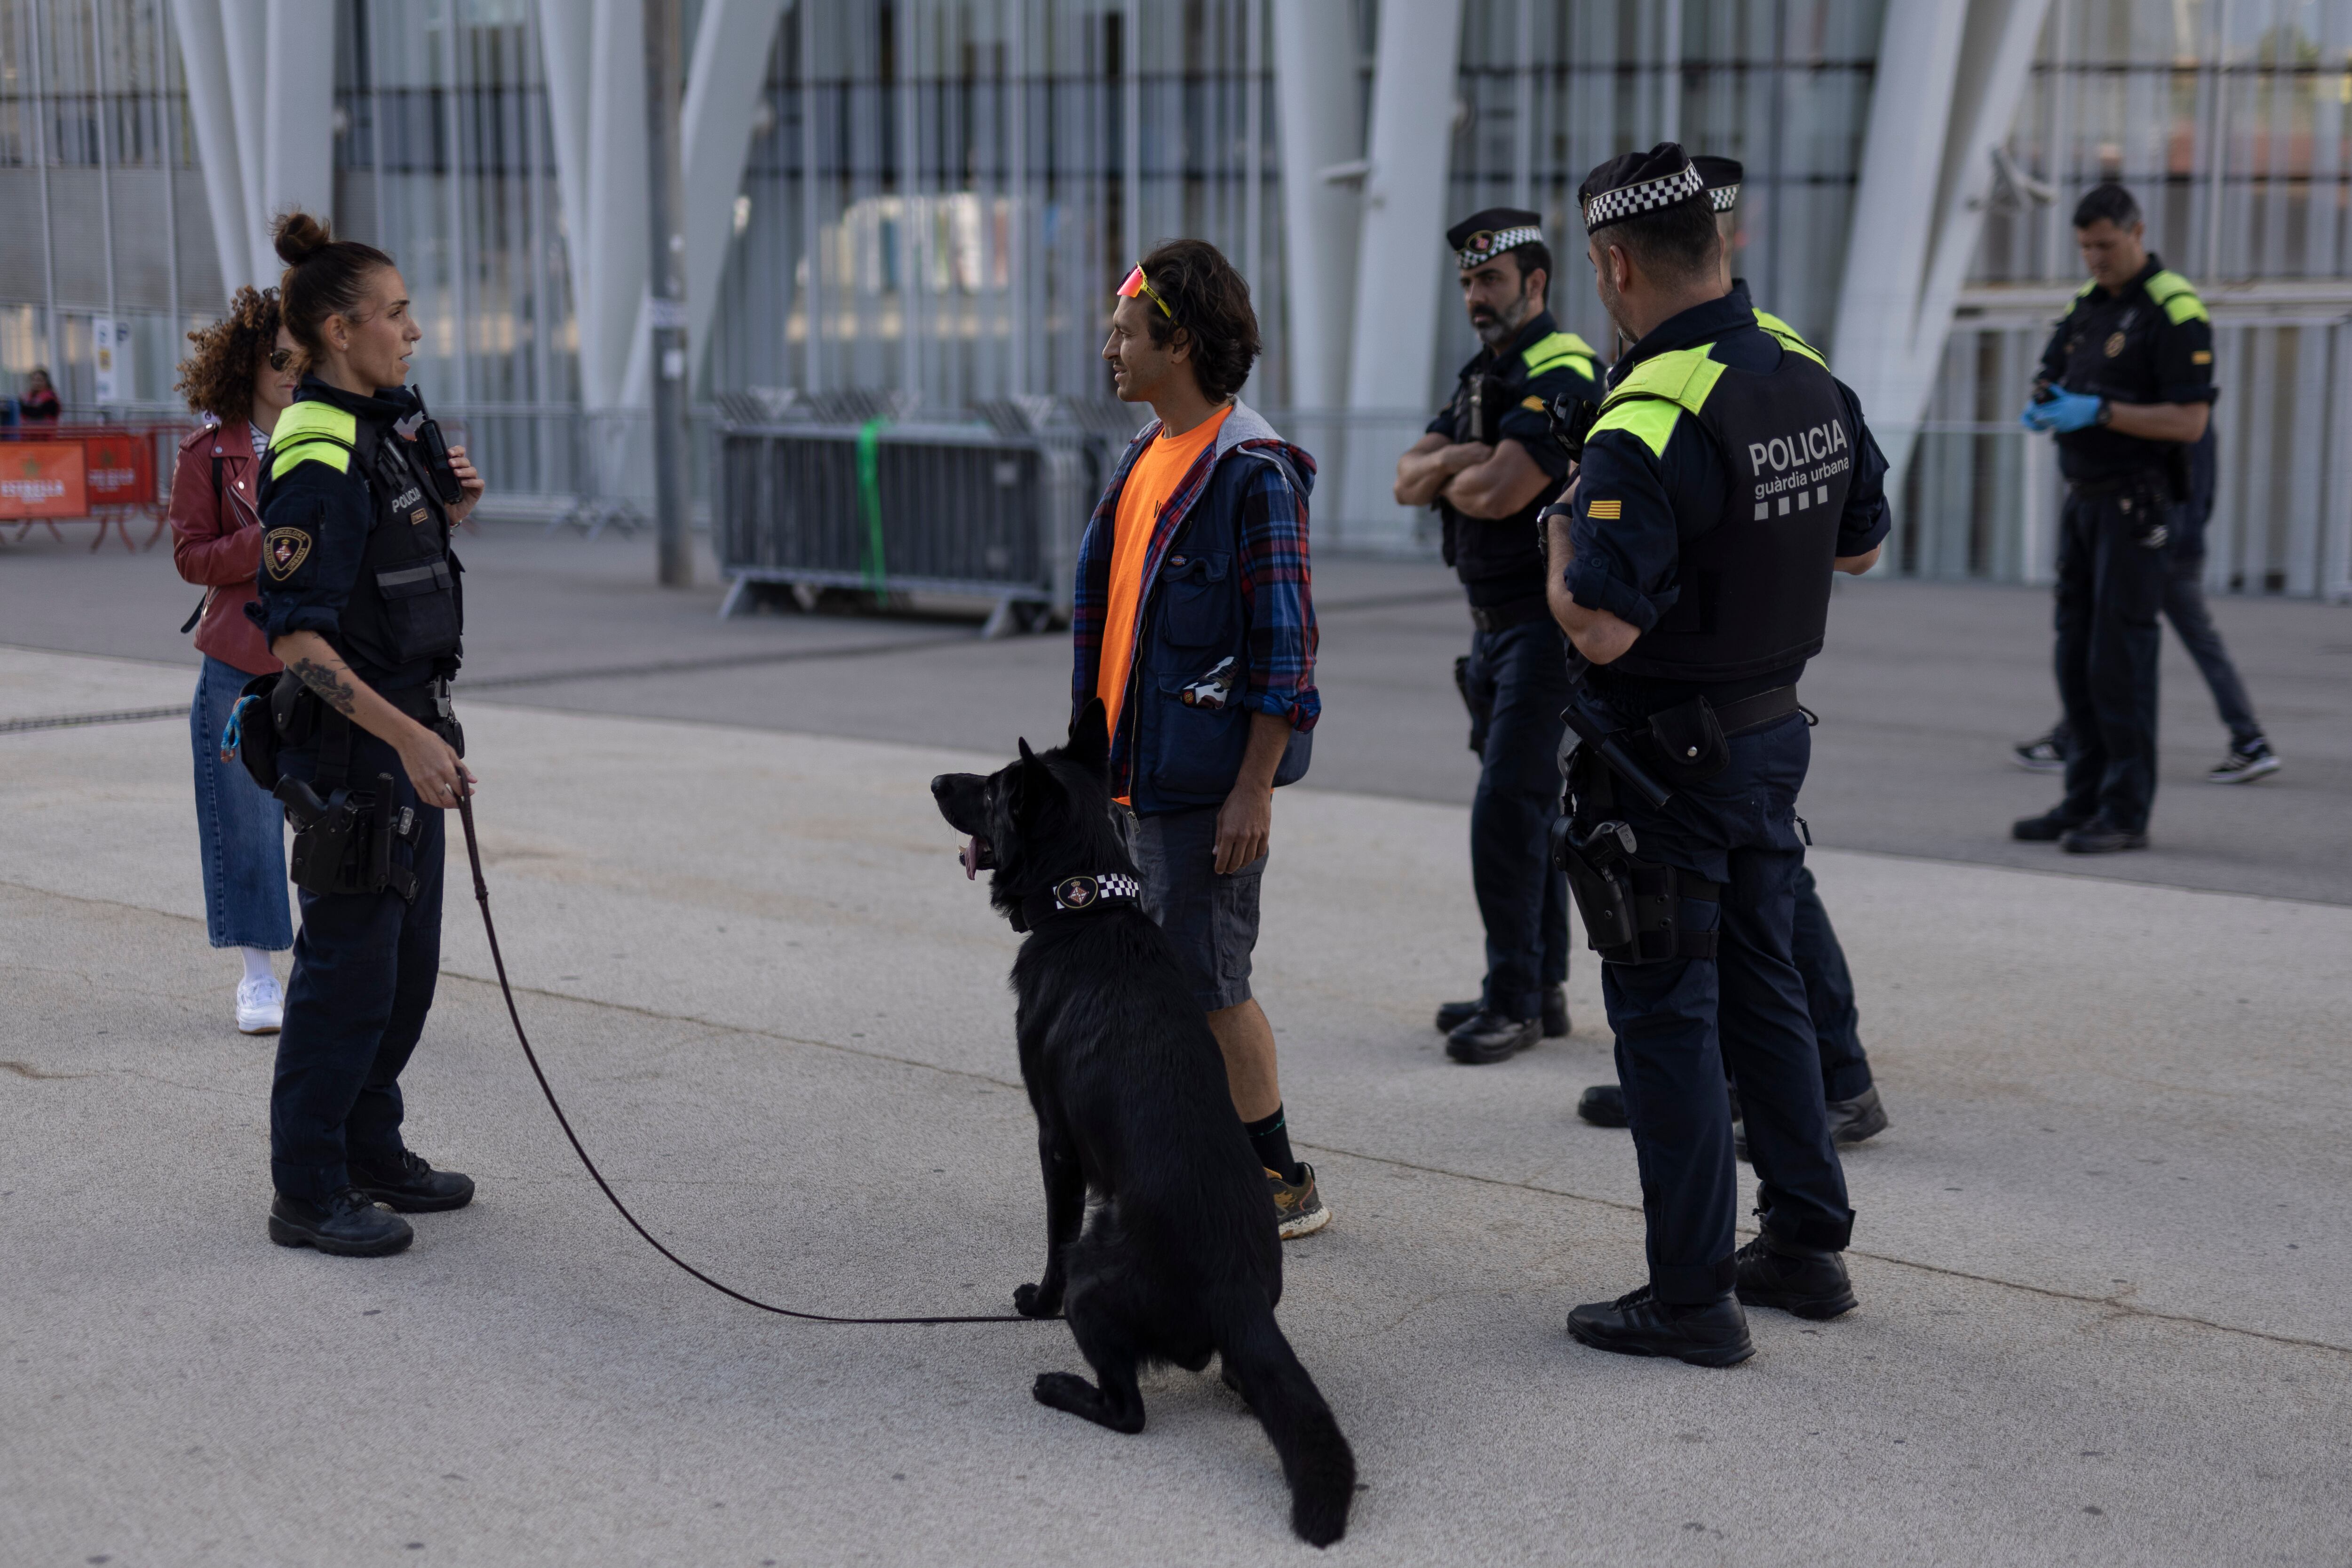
[1446,328,1601,587]
[262,394,463,685]
[1588,338,1854,683]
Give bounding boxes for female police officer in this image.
[248,211,483,1257]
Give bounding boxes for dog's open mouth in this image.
[959,835,996,880]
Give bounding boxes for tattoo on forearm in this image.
[289,657,359,717]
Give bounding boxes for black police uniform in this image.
[1554,151,1890,1350]
[247,376,470,1244]
[2035,256,2216,837]
[1425,277,1602,1039]
[1577,277,1886,1138]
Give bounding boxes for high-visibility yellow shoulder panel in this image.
[1523,331,1600,384]
[1590,398,1684,459]
[2145,270,2209,324]
[2075,279,2099,299]
[1753,308,1827,368]
[268,401,358,480]
[1601,346,1726,417]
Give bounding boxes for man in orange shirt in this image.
[1073,240,1326,1238]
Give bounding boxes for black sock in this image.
[1245,1106,1300,1184]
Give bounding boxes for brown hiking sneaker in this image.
[1269,1163,1331,1240]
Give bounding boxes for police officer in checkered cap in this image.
[1573,150,1897,1160]
[1537,143,1894,1366]
[1393,209,1603,1067]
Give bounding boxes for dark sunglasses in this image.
[267,347,294,371]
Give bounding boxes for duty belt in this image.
[382,677,455,725]
[1711,684,1802,737]
[2066,470,2164,499]
[1468,593,1552,633]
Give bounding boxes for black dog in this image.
[930,699,1355,1547]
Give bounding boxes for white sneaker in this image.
[236,975,285,1035]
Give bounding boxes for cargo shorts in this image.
[1124,804,1264,1014]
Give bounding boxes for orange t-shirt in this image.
[1097,406,1230,761]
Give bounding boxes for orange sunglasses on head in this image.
[1116,263,1175,321]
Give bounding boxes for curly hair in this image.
[175,286,281,426]
[1137,239,1262,403]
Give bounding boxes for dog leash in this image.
[454,793,1052,1326]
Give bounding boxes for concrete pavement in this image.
[3,645,2348,1566]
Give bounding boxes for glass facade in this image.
[2,0,2346,594]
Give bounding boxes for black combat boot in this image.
[350,1150,476,1212]
[1576,1082,1629,1127]
[1446,1011,1541,1064]
[268,1187,414,1257]
[2061,817,2149,854]
[1437,986,1566,1038]
[1733,1234,1857,1320]
[1566,1286,1753,1367]
[2012,808,2090,842]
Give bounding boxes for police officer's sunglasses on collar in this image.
[1116,263,1175,322]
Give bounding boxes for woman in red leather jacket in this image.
[170,287,302,1036]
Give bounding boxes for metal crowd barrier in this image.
[712,396,1125,634]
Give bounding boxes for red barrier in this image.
[3,423,184,549]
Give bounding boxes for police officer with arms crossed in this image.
[244,212,483,1257]
[1574,156,1891,1155]
[2013,182,2216,854]
[1393,209,1604,1064]
[1541,146,1889,1366]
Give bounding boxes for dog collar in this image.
[1017,872,1142,931]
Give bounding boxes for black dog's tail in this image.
[1217,1294,1356,1547]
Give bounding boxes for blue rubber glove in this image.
[2022,387,2103,434]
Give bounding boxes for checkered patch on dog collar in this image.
[1054,873,1140,910]
[1582,165,1706,232]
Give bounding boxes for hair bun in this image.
[273,211,334,268]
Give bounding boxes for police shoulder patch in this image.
[1586,498,1622,520]
[262,527,311,581]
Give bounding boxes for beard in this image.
[1471,283,1537,348]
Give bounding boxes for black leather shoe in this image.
[2012,808,2089,842]
[1733,1234,1857,1320]
[1577,1083,1629,1127]
[350,1150,476,1213]
[1438,987,1567,1038]
[1827,1083,1889,1144]
[268,1188,413,1257]
[1734,1082,1888,1161]
[1446,1011,1541,1064]
[1566,1286,1753,1367]
[2061,818,2149,854]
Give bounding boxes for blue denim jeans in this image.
[189,656,293,951]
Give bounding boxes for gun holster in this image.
[1549,803,1721,966]
[278,770,420,901]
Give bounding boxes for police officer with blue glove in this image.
[2014,183,2215,853]
[1541,146,1890,1367]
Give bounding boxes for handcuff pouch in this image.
[1646,694,1730,785]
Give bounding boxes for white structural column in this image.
[1271,0,1362,411]
[540,0,652,409]
[262,0,335,245]
[168,0,251,295]
[1832,0,2054,491]
[167,0,335,299]
[680,0,789,381]
[1343,0,1462,417]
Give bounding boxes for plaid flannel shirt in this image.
[1070,400,1319,801]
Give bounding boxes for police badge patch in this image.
[1055,876,1099,909]
[2105,331,2127,358]
[263,527,311,580]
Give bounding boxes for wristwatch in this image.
[2094,398,2114,428]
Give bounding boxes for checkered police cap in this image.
[1692,155,1743,214]
[1579,143,1708,234]
[1447,207,1545,271]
